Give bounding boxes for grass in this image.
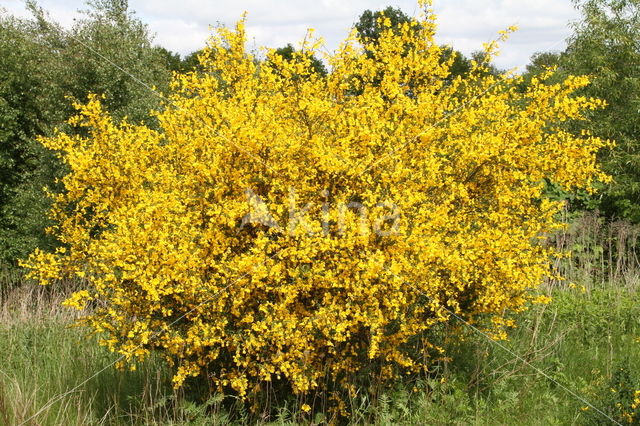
[1,279,638,425]
[0,283,159,425]
[1,213,639,424]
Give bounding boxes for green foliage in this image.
[551,288,640,424]
[524,51,562,80]
[271,43,327,77]
[54,0,171,124]
[355,6,416,44]
[0,13,65,266]
[355,6,486,83]
[154,46,184,74]
[0,0,172,268]
[469,50,503,76]
[0,315,173,424]
[180,50,206,73]
[155,47,206,74]
[590,362,640,424]
[521,0,640,221]
[561,0,640,222]
[439,45,472,81]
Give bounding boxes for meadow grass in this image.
[1,213,639,425]
[1,278,638,425]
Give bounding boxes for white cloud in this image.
[2,0,77,27]
[433,0,578,69]
[2,0,581,70]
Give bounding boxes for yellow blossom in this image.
[23,1,609,413]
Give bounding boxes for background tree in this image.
[271,43,327,77]
[155,47,207,74]
[440,45,472,81]
[0,14,62,265]
[469,50,503,76]
[524,51,562,79]
[561,0,640,221]
[154,46,183,73]
[0,0,172,268]
[180,49,205,72]
[355,6,481,85]
[57,0,171,124]
[355,6,415,44]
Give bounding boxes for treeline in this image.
[0,1,171,266]
[1,0,639,268]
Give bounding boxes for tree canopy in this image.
[0,0,172,266]
[555,0,640,221]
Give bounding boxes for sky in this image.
[2,0,581,71]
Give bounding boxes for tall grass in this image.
[1,213,639,424]
[0,277,172,425]
[551,210,640,289]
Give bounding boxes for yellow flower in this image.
[24,0,609,414]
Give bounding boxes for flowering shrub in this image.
[24,1,609,408]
